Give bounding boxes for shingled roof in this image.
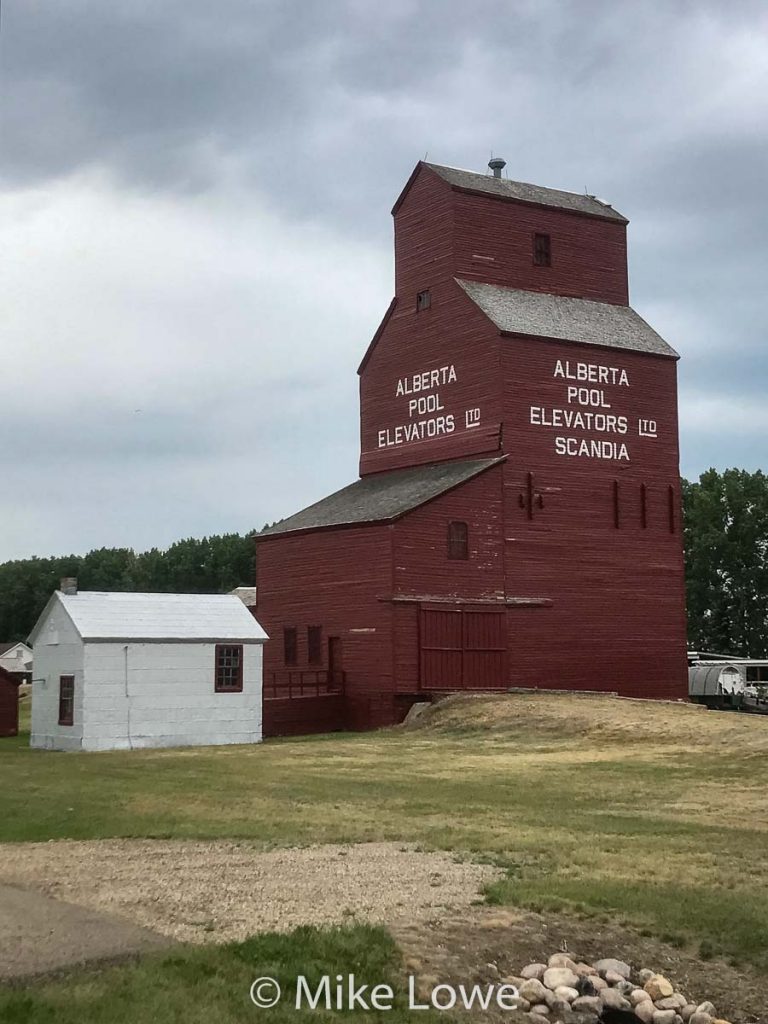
[259,457,505,538]
[456,279,678,358]
[423,163,628,224]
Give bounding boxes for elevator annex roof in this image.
[258,457,505,538]
[456,279,679,358]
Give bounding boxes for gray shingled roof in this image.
[425,163,628,223]
[259,458,505,538]
[456,279,678,358]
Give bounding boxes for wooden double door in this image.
[419,605,506,690]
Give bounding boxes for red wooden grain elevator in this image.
[256,158,688,735]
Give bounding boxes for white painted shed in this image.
[28,586,268,751]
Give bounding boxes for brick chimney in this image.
[59,577,78,595]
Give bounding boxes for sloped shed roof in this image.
[457,279,678,358]
[259,457,505,538]
[29,592,268,644]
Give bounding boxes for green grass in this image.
[4,692,768,1011]
[0,924,447,1023]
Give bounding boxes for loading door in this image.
[419,606,506,690]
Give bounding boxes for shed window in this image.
[307,626,322,665]
[215,644,243,692]
[448,521,469,560]
[533,233,551,267]
[416,289,431,311]
[284,626,298,666]
[58,675,74,726]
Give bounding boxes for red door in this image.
[419,606,506,690]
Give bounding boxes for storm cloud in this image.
[1,0,766,558]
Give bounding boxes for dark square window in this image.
[307,626,322,665]
[215,644,243,692]
[58,675,74,725]
[283,626,297,666]
[448,521,469,560]
[416,289,431,311]
[533,233,551,267]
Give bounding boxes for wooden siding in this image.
[498,335,687,698]
[257,525,396,734]
[257,160,688,732]
[359,278,503,475]
[451,189,629,304]
[391,463,505,693]
[0,667,19,738]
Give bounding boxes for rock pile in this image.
[505,954,732,1023]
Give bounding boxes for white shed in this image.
[28,585,268,751]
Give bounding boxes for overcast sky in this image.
[1,0,766,561]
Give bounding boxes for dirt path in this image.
[0,840,502,946]
[393,906,765,1024]
[0,882,169,981]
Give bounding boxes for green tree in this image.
[683,469,768,656]
[0,531,258,642]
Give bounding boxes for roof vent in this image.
[488,157,506,178]
[59,577,78,596]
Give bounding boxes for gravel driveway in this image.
[0,840,502,945]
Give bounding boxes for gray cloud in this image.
[1,0,766,558]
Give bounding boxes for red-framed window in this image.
[448,521,469,560]
[214,644,243,692]
[58,675,74,726]
[533,232,551,267]
[283,626,298,666]
[307,626,323,665]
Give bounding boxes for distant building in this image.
[255,158,688,736]
[0,641,33,683]
[28,579,267,751]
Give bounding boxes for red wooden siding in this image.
[257,525,395,735]
[256,159,689,734]
[451,188,629,304]
[497,335,687,698]
[359,278,503,476]
[0,667,20,738]
[420,606,506,690]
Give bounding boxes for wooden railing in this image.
[264,670,345,700]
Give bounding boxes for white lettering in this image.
[296,976,330,1010]
[408,975,430,1010]
[394,364,458,397]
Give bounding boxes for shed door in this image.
[419,606,506,690]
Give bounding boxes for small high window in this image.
[58,675,74,726]
[416,289,431,311]
[668,485,676,533]
[307,626,322,665]
[284,626,298,666]
[448,521,469,560]
[215,644,243,692]
[533,233,551,267]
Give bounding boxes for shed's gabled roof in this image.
[417,163,628,224]
[456,279,678,358]
[29,592,268,644]
[259,457,505,538]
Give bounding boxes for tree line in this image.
[0,531,261,643]
[1,470,767,656]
